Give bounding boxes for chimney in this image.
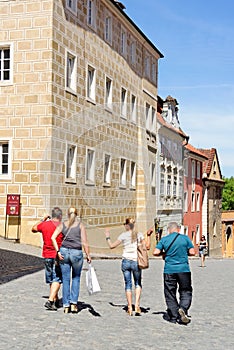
[114,1,126,10]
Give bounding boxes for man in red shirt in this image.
[32,207,63,311]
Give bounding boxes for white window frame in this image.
[121,87,127,118]
[85,148,95,184]
[105,76,112,110]
[160,165,165,196]
[0,139,11,179]
[150,162,156,195]
[184,158,188,177]
[173,168,177,197]
[192,160,195,179]
[66,0,77,14]
[196,192,200,212]
[87,0,96,29]
[103,153,111,185]
[197,161,201,179]
[145,103,151,130]
[121,28,127,56]
[87,64,96,102]
[65,143,77,183]
[0,43,13,85]
[196,225,200,244]
[191,192,195,212]
[130,161,136,189]
[131,94,137,123]
[65,50,77,94]
[120,158,127,188]
[151,107,156,133]
[104,15,112,44]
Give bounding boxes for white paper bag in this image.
[86,264,101,295]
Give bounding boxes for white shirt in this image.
[118,231,144,261]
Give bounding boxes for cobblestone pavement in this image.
[0,237,234,350]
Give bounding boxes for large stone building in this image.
[0,0,163,252]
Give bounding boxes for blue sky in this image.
[123,0,234,178]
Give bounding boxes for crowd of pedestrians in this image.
[32,207,195,325]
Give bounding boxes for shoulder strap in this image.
[164,233,180,254]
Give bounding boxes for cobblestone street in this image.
[0,237,233,350]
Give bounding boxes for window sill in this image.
[85,180,95,186]
[65,87,77,96]
[86,97,96,105]
[65,178,76,184]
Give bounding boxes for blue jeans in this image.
[164,272,192,321]
[59,247,84,307]
[121,259,142,291]
[44,258,62,284]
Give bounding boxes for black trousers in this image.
[164,272,193,321]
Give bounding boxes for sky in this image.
[122,0,234,178]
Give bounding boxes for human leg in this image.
[59,247,72,308]
[69,249,83,306]
[177,272,193,314]
[132,261,142,314]
[163,273,179,322]
[121,259,133,314]
[44,258,60,310]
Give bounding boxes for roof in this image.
[110,0,164,58]
[185,143,208,159]
[157,112,189,141]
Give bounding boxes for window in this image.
[173,168,177,197]
[120,158,127,187]
[121,88,127,118]
[196,225,200,244]
[65,144,77,182]
[103,154,111,185]
[131,94,137,123]
[0,141,10,177]
[184,226,188,236]
[151,107,156,133]
[121,29,127,56]
[87,0,96,28]
[167,166,172,197]
[196,192,200,211]
[105,76,112,109]
[87,65,96,101]
[192,160,195,179]
[145,103,150,130]
[130,41,136,64]
[130,161,136,188]
[66,51,77,93]
[197,162,201,179]
[160,165,165,196]
[191,192,195,212]
[179,169,183,197]
[145,56,150,77]
[66,0,77,14]
[151,62,156,83]
[184,158,188,177]
[85,148,95,183]
[0,45,13,84]
[150,162,156,195]
[184,191,188,212]
[105,15,112,43]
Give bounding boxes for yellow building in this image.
[222,211,234,258]
[0,0,163,253]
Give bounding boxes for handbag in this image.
[86,264,101,295]
[203,247,208,255]
[137,239,149,269]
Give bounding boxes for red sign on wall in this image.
[6,194,21,216]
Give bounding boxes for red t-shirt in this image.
[37,220,63,258]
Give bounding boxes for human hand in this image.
[57,251,64,260]
[147,227,154,236]
[86,255,91,263]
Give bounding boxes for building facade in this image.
[156,96,188,238]
[0,0,163,252]
[183,144,208,253]
[201,148,224,256]
[221,210,234,258]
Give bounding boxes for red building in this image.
[183,144,208,253]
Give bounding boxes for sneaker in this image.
[54,299,61,309]
[178,308,190,324]
[44,300,57,311]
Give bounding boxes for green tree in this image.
[222,176,234,210]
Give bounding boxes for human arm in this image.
[80,222,91,263]
[188,247,195,256]
[51,223,63,260]
[153,247,162,256]
[105,228,121,249]
[31,215,51,232]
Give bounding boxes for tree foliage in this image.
[222,177,234,210]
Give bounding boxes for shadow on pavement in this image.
[109,302,150,314]
[78,301,101,317]
[0,248,44,285]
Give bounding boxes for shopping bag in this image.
[86,264,101,295]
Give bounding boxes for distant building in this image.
[200,148,225,256]
[156,96,188,237]
[221,210,234,258]
[183,144,208,253]
[0,0,163,251]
